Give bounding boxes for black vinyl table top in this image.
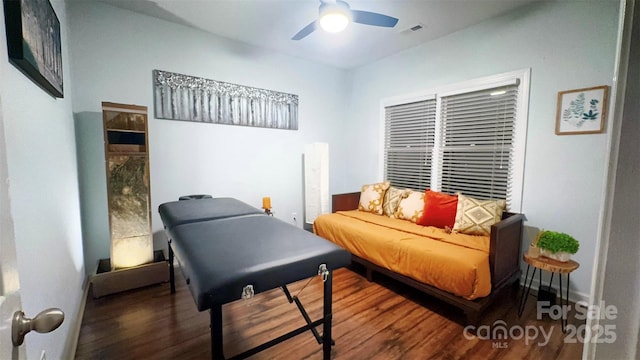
[160,198,351,311]
[159,197,264,229]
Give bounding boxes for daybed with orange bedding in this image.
[313,189,524,325]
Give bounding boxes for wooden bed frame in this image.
[331,192,524,325]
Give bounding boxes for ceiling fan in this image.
[292,0,399,40]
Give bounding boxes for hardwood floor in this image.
[75,265,584,359]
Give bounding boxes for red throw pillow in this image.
[417,190,458,229]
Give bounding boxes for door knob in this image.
[12,308,64,346]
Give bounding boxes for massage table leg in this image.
[281,285,323,344]
[323,271,332,360]
[169,241,176,294]
[210,304,225,360]
[205,271,335,360]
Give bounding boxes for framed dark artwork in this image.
[3,0,63,98]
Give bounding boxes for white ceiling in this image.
[101,0,536,69]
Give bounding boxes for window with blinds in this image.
[438,84,518,201]
[384,99,436,190]
[383,72,527,211]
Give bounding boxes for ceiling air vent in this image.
[398,22,425,34]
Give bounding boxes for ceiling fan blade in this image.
[351,10,398,28]
[292,20,318,40]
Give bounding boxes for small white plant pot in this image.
[539,248,572,262]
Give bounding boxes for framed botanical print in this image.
[555,85,608,135]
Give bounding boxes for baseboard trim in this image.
[62,275,90,359]
[520,274,589,304]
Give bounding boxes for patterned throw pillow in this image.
[382,187,409,217]
[358,182,390,215]
[395,190,425,223]
[453,194,506,236]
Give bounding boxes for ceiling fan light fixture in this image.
[291,0,397,41]
[319,10,350,33]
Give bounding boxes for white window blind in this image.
[382,70,529,211]
[384,99,436,190]
[438,84,518,203]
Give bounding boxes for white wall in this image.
[344,1,620,300]
[68,1,350,270]
[0,0,85,358]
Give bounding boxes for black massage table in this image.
[158,197,351,359]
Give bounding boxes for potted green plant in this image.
[537,230,579,262]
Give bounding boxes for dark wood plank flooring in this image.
[75,265,584,359]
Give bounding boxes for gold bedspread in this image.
[313,210,492,300]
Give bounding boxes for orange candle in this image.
[262,197,271,209]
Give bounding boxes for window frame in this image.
[379,69,531,212]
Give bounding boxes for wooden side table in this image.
[518,253,579,332]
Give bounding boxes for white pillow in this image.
[358,182,390,215]
[394,190,425,223]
